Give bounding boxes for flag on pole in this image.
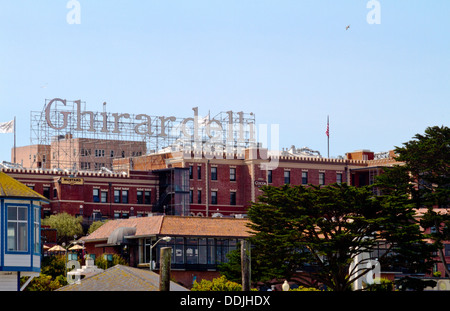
[0,120,14,133]
[325,116,329,137]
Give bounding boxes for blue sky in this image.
[0,1,449,163]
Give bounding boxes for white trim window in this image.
[34,207,40,253]
[7,205,28,252]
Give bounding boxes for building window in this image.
[145,191,151,204]
[445,244,450,257]
[95,149,105,157]
[93,189,100,202]
[122,190,129,203]
[34,207,40,253]
[268,170,273,184]
[319,173,325,185]
[101,191,108,203]
[302,172,308,185]
[110,150,115,157]
[197,165,202,179]
[189,190,194,204]
[43,187,51,199]
[230,192,236,205]
[137,191,143,204]
[211,191,218,204]
[211,167,217,181]
[7,205,28,252]
[230,168,236,181]
[114,190,120,203]
[189,166,193,179]
[197,190,202,204]
[174,237,184,264]
[284,170,290,184]
[81,148,91,156]
[337,173,343,185]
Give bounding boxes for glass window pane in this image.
[7,223,16,251]
[18,207,27,221]
[8,206,17,220]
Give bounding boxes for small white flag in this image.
[0,120,14,133]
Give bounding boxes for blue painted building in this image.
[0,172,49,291]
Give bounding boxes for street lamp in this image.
[149,236,172,271]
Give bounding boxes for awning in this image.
[106,227,137,245]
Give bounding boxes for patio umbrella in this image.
[48,245,67,252]
[69,244,85,251]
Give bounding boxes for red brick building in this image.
[113,147,388,217]
[1,168,160,222]
[2,147,400,220]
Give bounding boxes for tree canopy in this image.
[376,125,450,277]
[247,183,435,291]
[42,212,83,244]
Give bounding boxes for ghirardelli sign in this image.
[44,98,253,140]
[42,98,280,169]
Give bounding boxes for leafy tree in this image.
[88,220,107,235]
[22,255,67,291]
[40,254,67,280]
[376,125,449,277]
[247,183,434,291]
[95,253,128,269]
[42,212,83,244]
[23,274,64,291]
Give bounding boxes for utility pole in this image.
[159,247,172,291]
[241,239,251,291]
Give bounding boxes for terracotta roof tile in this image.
[83,216,163,241]
[160,216,252,238]
[83,216,251,242]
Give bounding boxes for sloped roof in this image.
[0,171,49,201]
[83,216,252,242]
[160,216,251,237]
[57,264,188,291]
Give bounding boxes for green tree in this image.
[247,183,434,291]
[376,125,450,277]
[88,220,107,235]
[42,212,83,244]
[95,253,128,269]
[22,255,67,291]
[23,274,64,291]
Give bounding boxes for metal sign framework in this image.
[30,99,257,171]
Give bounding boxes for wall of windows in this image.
[145,237,240,269]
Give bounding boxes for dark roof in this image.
[57,264,189,291]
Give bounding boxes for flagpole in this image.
[327,115,329,158]
[14,116,16,163]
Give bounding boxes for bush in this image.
[192,276,243,291]
[95,253,128,270]
[365,278,395,291]
[290,286,321,291]
[23,274,64,291]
